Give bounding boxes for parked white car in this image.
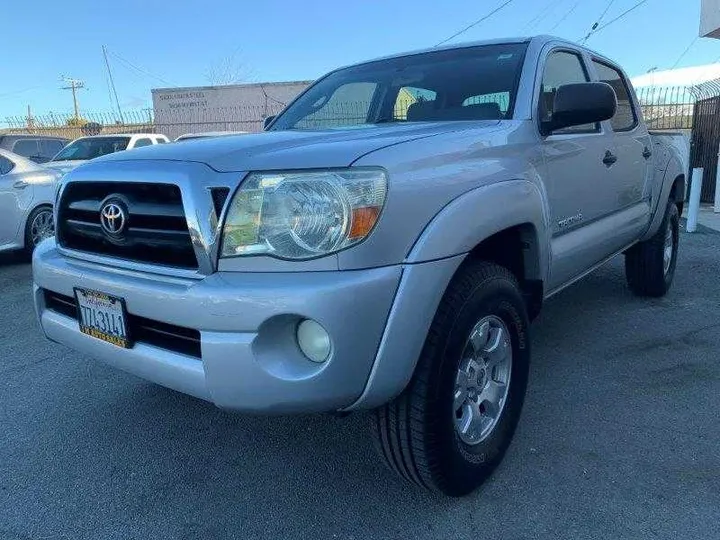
[46,134,169,174]
[0,149,60,255]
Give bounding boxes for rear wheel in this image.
[625,202,679,297]
[370,261,530,496]
[24,206,54,256]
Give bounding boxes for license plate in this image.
[74,288,131,348]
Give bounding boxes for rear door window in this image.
[591,60,638,131]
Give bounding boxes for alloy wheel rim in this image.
[663,221,674,276]
[31,210,54,246]
[453,315,512,446]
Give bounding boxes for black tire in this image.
[370,261,530,496]
[625,202,679,297]
[24,205,54,257]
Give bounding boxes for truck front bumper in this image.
[33,241,464,413]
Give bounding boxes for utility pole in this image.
[102,45,124,124]
[61,76,85,121]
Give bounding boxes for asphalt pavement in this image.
[1,228,719,540]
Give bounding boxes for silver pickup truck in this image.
[33,36,685,496]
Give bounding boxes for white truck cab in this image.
[47,133,169,174]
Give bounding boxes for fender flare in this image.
[641,154,684,241]
[346,179,550,410]
[404,179,550,283]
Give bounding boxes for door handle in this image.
[642,147,652,160]
[13,180,28,189]
[602,151,618,167]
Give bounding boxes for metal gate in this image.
[689,95,720,203]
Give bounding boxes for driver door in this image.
[538,49,621,291]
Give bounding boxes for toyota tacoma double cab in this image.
[33,36,685,496]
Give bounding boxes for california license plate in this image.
[74,288,131,348]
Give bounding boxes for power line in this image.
[0,85,45,99]
[596,0,617,24]
[671,36,699,70]
[583,0,651,41]
[580,0,616,43]
[548,0,581,32]
[106,49,175,86]
[435,0,516,46]
[103,45,124,123]
[523,0,565,33]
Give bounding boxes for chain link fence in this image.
[0,85,711,141]
[1,106,281,141]
[636,86,696,131]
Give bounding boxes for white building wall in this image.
[151,81,312,138]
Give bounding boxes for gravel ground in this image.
[1,228,719,540]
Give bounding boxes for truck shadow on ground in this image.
[0,251,27,267]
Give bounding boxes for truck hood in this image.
[91,122,501,172]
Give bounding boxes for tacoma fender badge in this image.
[558,213,583,229]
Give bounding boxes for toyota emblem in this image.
[100,202,127,235]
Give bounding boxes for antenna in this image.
[60,76,85,120]
[102,46,124,123]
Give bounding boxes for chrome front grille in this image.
[57,182,198,269]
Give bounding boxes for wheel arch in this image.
[347,183,549,410]
[670,174,686,216]
[405,179,548,318]
[23,203,54,249]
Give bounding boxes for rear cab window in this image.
[42,139,67,159]
[394,87,437,120]
[133,138,154,148]
[591,60,638,131]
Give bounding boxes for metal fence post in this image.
[687,167,703,232]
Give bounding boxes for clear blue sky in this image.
[1,0,717,120]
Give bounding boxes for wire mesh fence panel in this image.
[689,96,720,203]
[636,86,696,131]
[0,84,714,142]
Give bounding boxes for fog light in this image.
[297,319,331,363]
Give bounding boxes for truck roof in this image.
[346,35,612,69]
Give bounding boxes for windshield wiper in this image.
[374,117,403,124]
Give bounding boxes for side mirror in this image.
[542,82,617,135]
[263,115,276,130]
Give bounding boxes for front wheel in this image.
[24,206,54,256]
[370,261,530,496]
[625,202,679,297]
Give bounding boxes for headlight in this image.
[221,169,387,259]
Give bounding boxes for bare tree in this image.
[205,49,254,86]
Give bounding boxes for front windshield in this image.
[270,43,527,131]
[52,136,130,161]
